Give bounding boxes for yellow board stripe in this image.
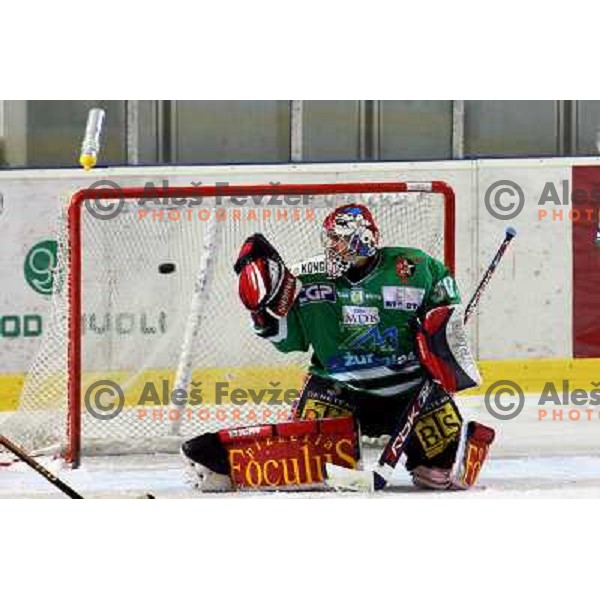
[0,366,305,412]
[0,374,25,411]
[461,358,600,396]
[2,358,600,412]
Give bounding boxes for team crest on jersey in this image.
[338,289,381,303]
[396,257,416,280]
[350,289,365,305]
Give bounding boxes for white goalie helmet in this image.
[321,203,380,278]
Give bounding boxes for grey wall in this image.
[464,101,560,158]
[302,101,362,161]
[2,101,126,167]
[2,100,600,168]
[174,101,290,164]
[577,101,600,155]
[380,100,452,160]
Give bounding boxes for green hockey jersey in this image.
[266,247,460,398]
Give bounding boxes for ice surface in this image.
[2,450,600,499]
[1,395,599,498]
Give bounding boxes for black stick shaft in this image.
[0,436,84,499]
[464,227,516,324]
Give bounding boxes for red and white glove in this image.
[234,234,301,335]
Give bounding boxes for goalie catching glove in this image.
[234,233,301,337]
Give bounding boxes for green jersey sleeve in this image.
[422,256,461,312]
[271,304,310,353]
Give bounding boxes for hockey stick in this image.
[464,226,517,323]
[0,435,84,499]
[325,226,517,492]
[0,436,157,499]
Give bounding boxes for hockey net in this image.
[2,181,455,465]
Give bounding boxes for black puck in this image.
[158,262,176,274]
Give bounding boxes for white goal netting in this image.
[1,183,453,462]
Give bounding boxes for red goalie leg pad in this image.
[218,417,361,490]
[450,421,495,489]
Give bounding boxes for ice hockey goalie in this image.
[182,203,494,492]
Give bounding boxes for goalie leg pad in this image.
[293,374,355,421]
[221,418,360,490]
[449,421,495,490]
[181,417,361,492]
[410,421,495,491]
[405,390,463,469]
[180,433,233,492]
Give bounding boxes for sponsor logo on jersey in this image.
[326,352,397,372]
[345,325,398,355]
[298,283,336,304]
[342,306,380,326]
[292,256,327,276]
[382,286,425,311]
[396,257,416,280]
[338,289,381,303]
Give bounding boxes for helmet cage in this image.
[322,204,379,278]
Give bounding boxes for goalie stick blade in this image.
[324,463,375,493]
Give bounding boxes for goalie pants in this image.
[294,373,463,472]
